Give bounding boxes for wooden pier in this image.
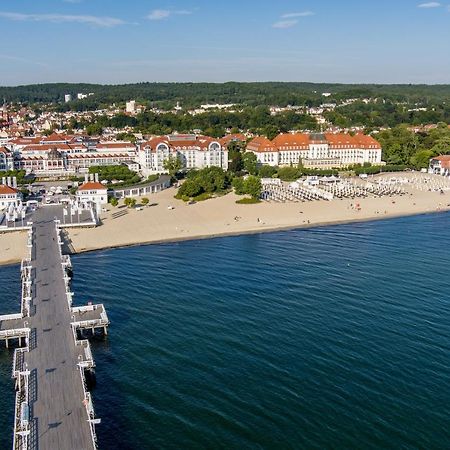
[0,207,109,450]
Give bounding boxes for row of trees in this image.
[324,101,450,129]
[71,107,318,138]
[88,165,140,185]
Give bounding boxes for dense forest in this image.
[1,82,450,111]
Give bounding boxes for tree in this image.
[232,177,245,195]
[86,123,103,136]
[228,150,243,173]
[124,197,136,208]
[410,149,435,169]
[141,197,149,206]
[243,176,262,199]
[277,166,301,181]
[178,179,203,197]
[228,141,244,174]
[196,167,227,192]
[163,155,183,179]
[242,152,258,175]
[258,165,277,178]
[110,197,118,207]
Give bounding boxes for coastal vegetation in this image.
[232,176,262,200]
[175,167,231,201]
[235,197,261,204]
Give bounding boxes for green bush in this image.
[244,175,262,199]
[193,192,213,201]
[176,167,230,198]
[258,165,277,178]
[232,177,245,195]
[178,179,203,197]
[236,197,261,204]
[277,166,301,181]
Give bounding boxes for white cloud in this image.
[0,11,125,27]
[273,11,314,28]
[272,19,298,29]
[417,2,441,7]
[147,9,192,21]
[281,11,315,18]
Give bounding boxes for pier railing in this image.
[56,221,106,450]
[11,330,31,450]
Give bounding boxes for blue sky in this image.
[0,0,449,85]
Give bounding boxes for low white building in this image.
[76,175,108,213]
[0,184,21,211]
[429,155,450,176]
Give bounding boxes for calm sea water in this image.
[1,213,450,449]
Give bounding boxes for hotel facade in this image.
[3,132,228,177]
[246,133,383,169]
[138,134,228,175]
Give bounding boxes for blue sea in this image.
[1,213,450,449]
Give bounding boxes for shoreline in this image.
[1,207,448,267]
[2,173,450,267]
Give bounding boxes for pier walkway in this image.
[0,207,109,450]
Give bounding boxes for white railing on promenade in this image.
[0,313,23,321]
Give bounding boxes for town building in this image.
[429,155,450,176]
[125,100,136,114]
[9,134,138,176]
[0,147,14,171]
[139,134,228,175]
[0,177,21,211]
[247,133,382,169]
[76,174,108,213]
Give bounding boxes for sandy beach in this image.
[1,173,450,266]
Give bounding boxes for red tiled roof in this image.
[0,185,18,195]
[353,133,382,149]
[247,133,381,152]
[40,133,71,142]
[78,182,107,191]
[22,144,72,152]
[218,134,247,146]
[272,133,310,149]
[96,142,136,149]
[246,136,277,153]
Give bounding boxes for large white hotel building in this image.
[138,134,228,175]
[247,133,382,169]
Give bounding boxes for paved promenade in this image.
[25,208,95,450]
